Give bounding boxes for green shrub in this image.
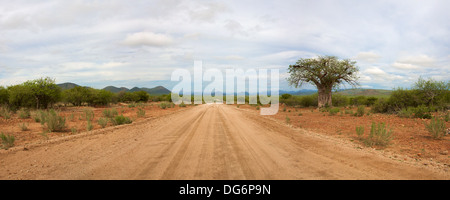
[397,107,414,118]
[179,102,187,107]
[71,127,77,134]
[350,96,367,106]
[0,107,11,119]
[356,106,365,117]
[332,94,349,107]
[18,108,31,119]
[98,118,108,128]
[345,109,353,115]
[300,94,318,107]
[83,109,95,121]
[111,115,132,125]
[36,110,47,125]
[45,109,66,132]
[102,108,118,118]
[364,122,393,147]
[160,102,167,109]
[86,120,93,131]
[371,98,390,113]
[0,132,15,149]
[355,126,364,138]
[425,117,446,139]
[0,86,9,105]
[328,107,340,116]
[366,97,378,106]
[411,105,432,119]
[19,123,28,131]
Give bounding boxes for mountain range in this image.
[57,82,172,95]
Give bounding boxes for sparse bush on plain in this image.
[19,123,28,131]
[328,107,340,116]
[103,108,118,118]
[45,109,66,132]
[35,110,47,125]
[111,115,132,126]
[0,132,15,149]
[83,109,95,121]
[397,107,414,118]
[98,117,108,128]
[71,127,77,134]
[0,107,11,119]
[344,109,353,115]
[86,120,93,131]
[18,108,30,119]
[411,105,432,119]
[160,102,167,109]
[425,117,446,139]
[364,122,393,147]
[285,115,290,124]
[355,126,364,138]
[179,102,187,107]
[356,106,365,117]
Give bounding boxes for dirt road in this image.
[0,104,448,179]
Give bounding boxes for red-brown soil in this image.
[239,104,449,167]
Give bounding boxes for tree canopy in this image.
[287,56,359,107]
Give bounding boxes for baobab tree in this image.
[287,55,359,107]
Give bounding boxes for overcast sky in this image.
[0,0,449,91]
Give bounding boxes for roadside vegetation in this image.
[277,77,449,149]
[0,77,191,147]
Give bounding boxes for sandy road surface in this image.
[0,104,448,180]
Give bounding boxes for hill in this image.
[103,86,129,93]
[103,86,171,95]
[133,86,172,95]
[57,82,171,95]
[57,82,80,90]
[334,89,392,97]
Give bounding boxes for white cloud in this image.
[122,32,174,47]
[0,0,449,90]
[188,2,229,22]
[215,55,245,60]
[397,54,436,67]
[365,67,387,76]
[354,52,381,63]
[391,62,420,70]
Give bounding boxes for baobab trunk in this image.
[318,86,332,108]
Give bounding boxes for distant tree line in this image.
[0,77,172,111]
